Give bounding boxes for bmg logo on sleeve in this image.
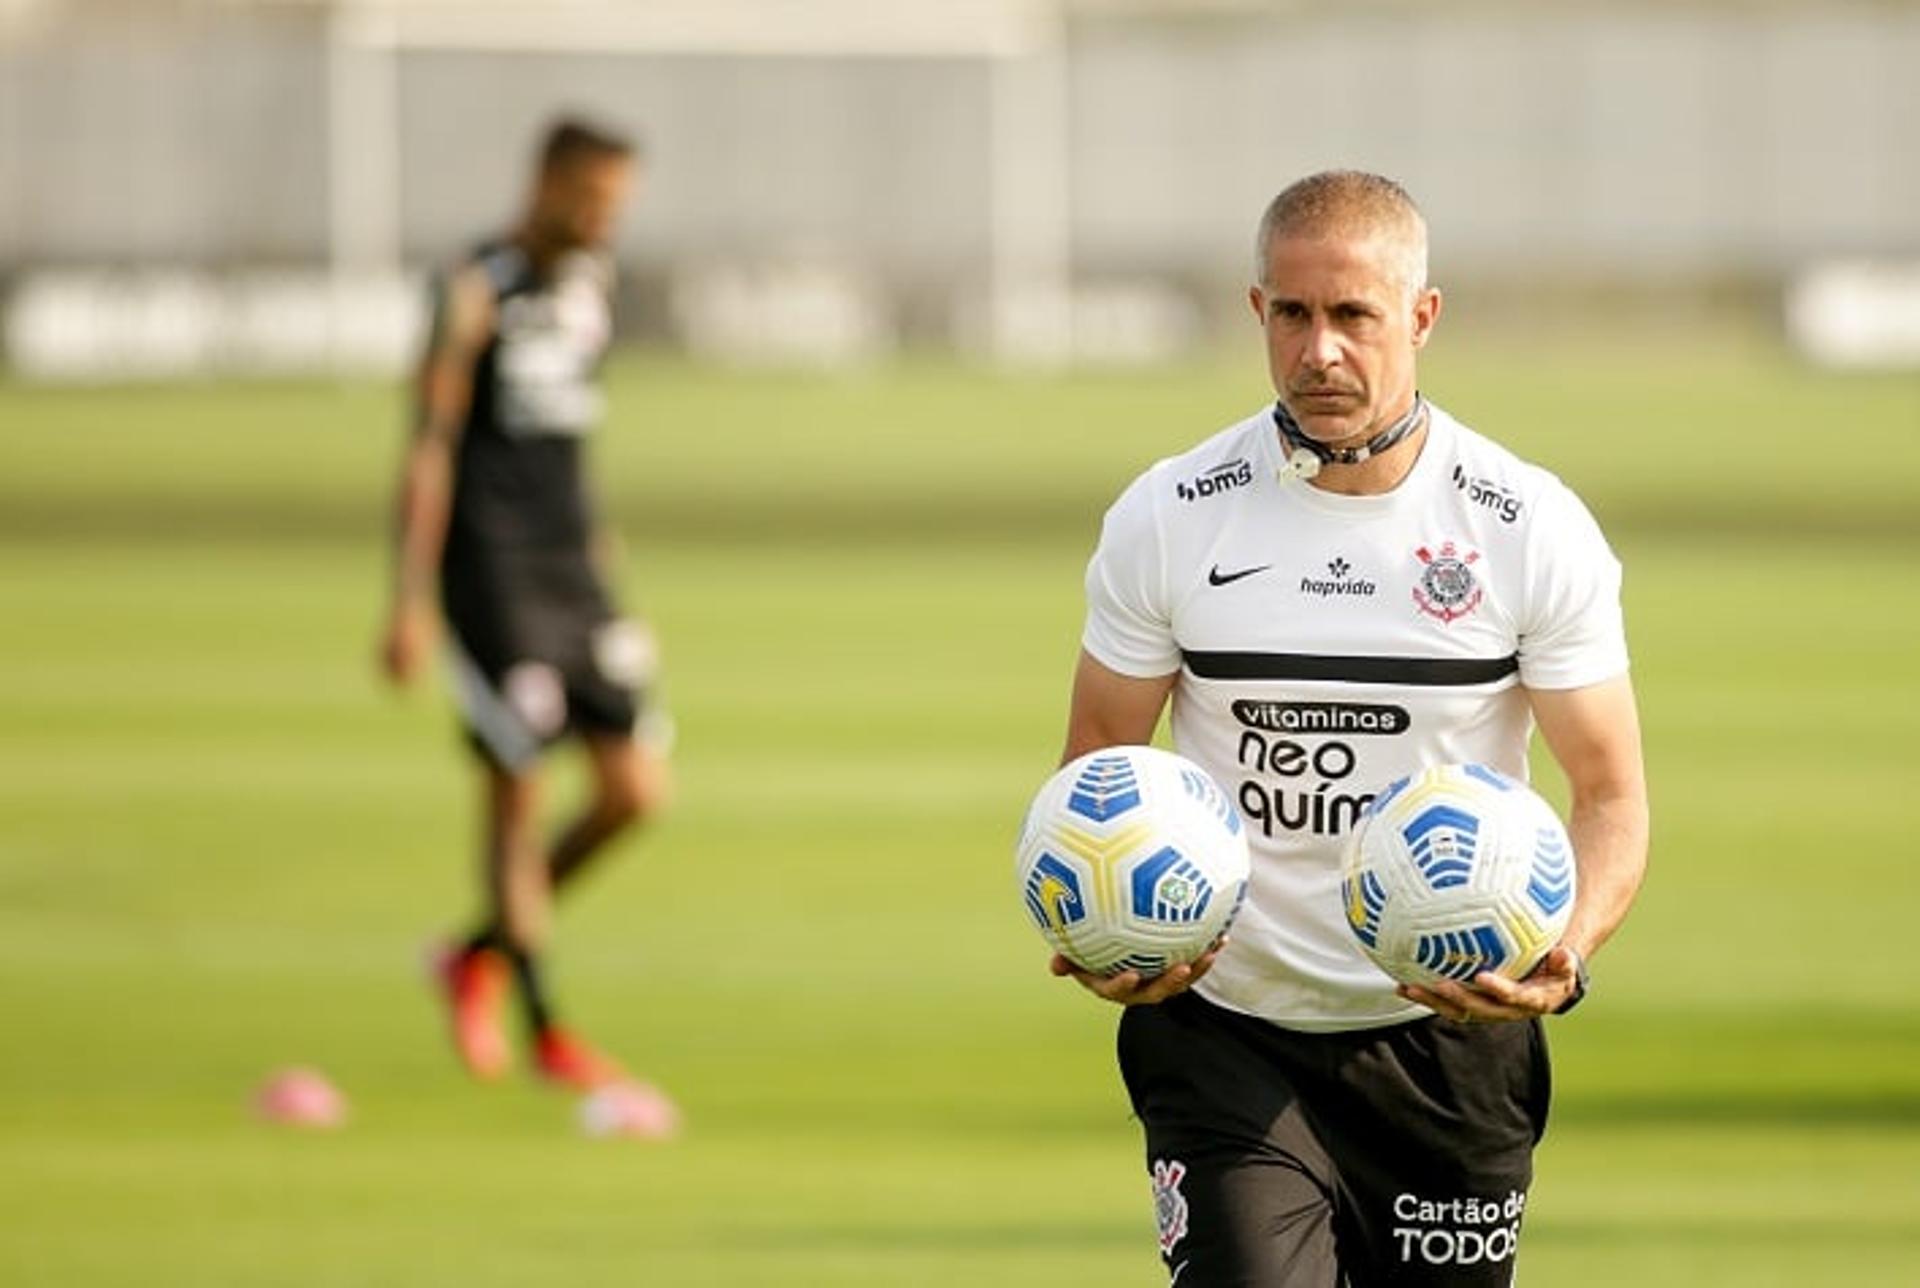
[1176,458,1253,502]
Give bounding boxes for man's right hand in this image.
[1049,939,1225,1007]
[379,604,433,687]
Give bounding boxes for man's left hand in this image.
[1397,945,1583,1024]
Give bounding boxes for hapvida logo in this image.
[1176,458,1253,502]
[1300,556,1377,598]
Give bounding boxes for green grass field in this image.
[2,340,1917,1285]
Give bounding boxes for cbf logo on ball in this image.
[1014,746,1250,978]
[1412,541,1483,624]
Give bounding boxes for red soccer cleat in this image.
[433,945,512,1081]
[535,1025,626,1090]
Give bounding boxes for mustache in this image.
[1288,382,1362,398]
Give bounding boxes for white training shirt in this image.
[1082,402,1628,1032]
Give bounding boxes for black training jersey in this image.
[440,240,615,574]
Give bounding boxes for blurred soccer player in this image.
[378,118,670,1092]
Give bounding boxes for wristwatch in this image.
[1552,947,1590,1015]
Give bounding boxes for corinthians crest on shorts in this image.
[1151,1158,1190,1255]
[1412,541,1483,624]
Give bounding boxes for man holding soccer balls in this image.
[1051,172,1649,1285]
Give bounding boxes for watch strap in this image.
[1552,947,1590,1015]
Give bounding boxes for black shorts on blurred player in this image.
[441,555,654,772]
[1119,990,1550,1287]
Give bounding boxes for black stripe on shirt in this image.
[1182,650,1520,686]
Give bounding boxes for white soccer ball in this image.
[1015,746,1250,977]
[1340,763,1575,987]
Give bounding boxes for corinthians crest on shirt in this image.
[1412,541,1483,624]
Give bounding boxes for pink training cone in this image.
[254,1067,348,1129]
[577,1080,681,1141]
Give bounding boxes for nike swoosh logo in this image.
[1207,564,1270,587]
[1168,1261,1190,1285]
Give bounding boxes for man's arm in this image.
[1049,651,1225,1006]
[378,265,495,686]
[1529,674,1649,963]
[1404,673,1650,1022]
[1060,648,1176,764]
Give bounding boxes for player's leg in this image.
[483,757,555,985]
[1311,1018,1548,1287]
[459,740,641,1090]
[444,615,665,1029]
[548,730,671,892]
[539,609,672,897]
[436,607,569,1077]
[453,735,665,981]
[473,754,643,1092]
[1118,993,1343,1286]
[457,712,668,939]
[430,753,550,1079]
[519,615,670,1088]
[519,733,671,1089]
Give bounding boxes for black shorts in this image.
[441,559,656,771]
[1118,991,1550,1287]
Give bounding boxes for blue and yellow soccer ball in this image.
[1015,746,1250,977]
[1341,763,1575,987]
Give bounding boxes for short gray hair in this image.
[1253,170,1429,301]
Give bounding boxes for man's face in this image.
[1249,233,1440,445]
[535,154,637,251]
